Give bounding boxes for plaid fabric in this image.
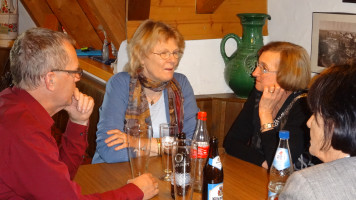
[125,69,184,132]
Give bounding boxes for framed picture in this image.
[311,12,356,73]
[343,0,356,3]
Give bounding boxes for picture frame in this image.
[343,0,356,3]
[311,12,356,73]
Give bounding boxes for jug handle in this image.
[220,33,242,64]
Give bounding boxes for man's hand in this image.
[64,88,94,125]
[128,173,159,200]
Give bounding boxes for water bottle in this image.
[102,38,109,62]
[192,111,210,193]
[268,130,294,198]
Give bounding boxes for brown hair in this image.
[10,27,75,90]
[258,41,311,91]
[126,19,185,76]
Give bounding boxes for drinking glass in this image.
[126,124,152,178]
[159,123,178,181]
[172,139,197,200]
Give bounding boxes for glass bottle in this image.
[192,111,210,193]
[171,132,187,198]
[202,137,223,200]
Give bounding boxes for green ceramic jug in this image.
[221,13,271,98]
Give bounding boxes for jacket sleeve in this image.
[175,73,199,139]
[3,121,143,200]
[223,89,266,166]
[261,97,311,167]
[58,121,88,179]
[94,73,130,163]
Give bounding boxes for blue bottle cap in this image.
[279,130,289,139]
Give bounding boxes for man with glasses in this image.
[0,28,158,199]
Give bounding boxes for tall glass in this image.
[159,123,178,181]
[126,124,152,178]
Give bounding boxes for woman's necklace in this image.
[147,91,162,105]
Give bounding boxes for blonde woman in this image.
[92,20,199,163]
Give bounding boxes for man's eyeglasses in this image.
[255,62,278,74]
[51,68,83,78]
[152,51,183,60]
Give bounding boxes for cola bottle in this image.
[172,132,191,198]
[192,111,210,193]
[202,137,223,200]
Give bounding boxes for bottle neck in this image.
[200,119,207,131]
[278,138,290,149]
[193,118,209,141]
[208,142,219,158]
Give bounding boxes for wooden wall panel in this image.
[127,0,268,40]
[196,0,225,14]
[196,94,245,148]
[128,0,151,20]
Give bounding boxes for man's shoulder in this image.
[0,88,21,119]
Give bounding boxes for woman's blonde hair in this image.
[258,41,311,91]
[126,19,185,76]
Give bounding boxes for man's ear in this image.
[44,72,55,91]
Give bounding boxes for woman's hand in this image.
[259,86,285,126]
[105,129,160,156]
[105,129,128,151]
[262,160,268,169]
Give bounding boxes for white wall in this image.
[18,0,356,95]
[18,2,36,34]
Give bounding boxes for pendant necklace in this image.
[148,92,161,105]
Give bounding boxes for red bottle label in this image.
[192,145,209,158]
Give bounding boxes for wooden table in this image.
[74,154,268,199]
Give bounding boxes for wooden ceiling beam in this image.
[77,0,105,42]
[84,0,126,49]
[46,0,103,49]
[20,0,54,27]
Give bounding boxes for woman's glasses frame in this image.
[152,51,183,60]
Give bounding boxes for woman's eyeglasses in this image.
[152,51,183,60]
[51,68,83,78]
[255,62,278,74]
